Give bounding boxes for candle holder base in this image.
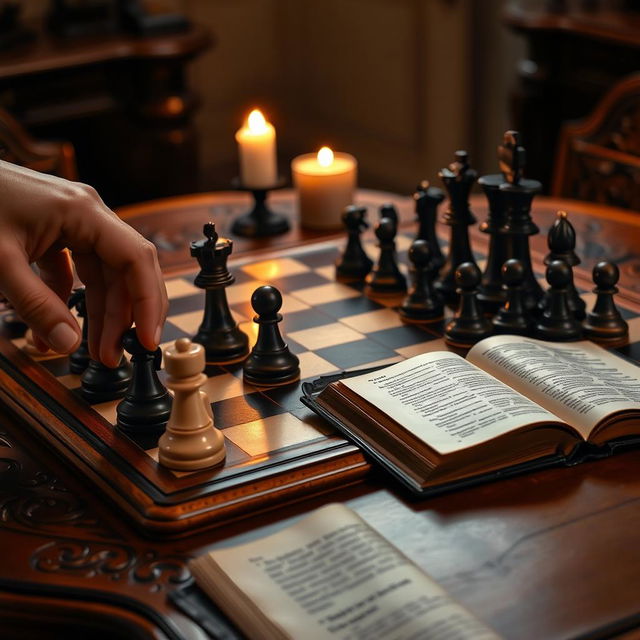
[231,178,289,238]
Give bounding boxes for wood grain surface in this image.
[3,189,640,639]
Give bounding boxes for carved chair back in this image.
[0,106,77,181]
[552,73,640,211]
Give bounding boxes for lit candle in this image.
[235,109,278,188]
[291,147,357,229]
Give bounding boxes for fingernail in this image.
[48,323,79,353]
[154,325,162,346]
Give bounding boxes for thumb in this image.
[0,249,80,354]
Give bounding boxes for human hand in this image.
[0,161,168,367]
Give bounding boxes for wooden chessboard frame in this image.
[0,334,369,536]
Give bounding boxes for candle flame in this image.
[247,109,268,134]
[317,146,334,167]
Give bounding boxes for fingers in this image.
[99,268,132,367]
[73,252,106,360]
[37,247,74,307]
[0,244,80,354]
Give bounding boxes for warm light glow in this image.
[247,109,268,135]
[317,146,334,167]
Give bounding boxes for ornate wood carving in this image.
[553,74,640,210]
[31,542,190,592]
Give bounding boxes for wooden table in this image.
[3,190,640,639]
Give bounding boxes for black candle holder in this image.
[231,177,290,237]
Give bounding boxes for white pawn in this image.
[158,337,226,471]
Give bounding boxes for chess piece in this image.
[379,203,399,227]
[399,240,444,322]
[116,328,172,437]
[542,211,586,319]
[492,259,532,335]
[476,152,510,312]
[534,260,582,341]
[80,356,133,403]
[335,204,373,281]
[243,286,300,386]
[0,303,27,339]
[445,262,493,348]
[435,150,478,302]
[191,222,249,364]
[583,261,629,344]
[414,180,445,271]
[158,338,225,471]
[67,288,90,374]
[364,217,407,296]
[498,131,544,312]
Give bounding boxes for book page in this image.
[341,352,561,455]
[468,336,640,439]
[198,503,500,640]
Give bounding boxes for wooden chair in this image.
[0,106,77,180]
[552,73,640,211]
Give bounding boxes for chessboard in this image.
[2,229,640,537]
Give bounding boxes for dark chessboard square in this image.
[269,271,330,291]
[39,356,71,377]
[367,324,439,349]
[315,339,397,370]
[618,305,637,320]
[296,246,341,268]
[263,381,306,413]
[169,293,205,316]
[317,296,385,319]
[614,341,640,366]
[161,321,190,343]
[213,392,285,430]
[280,308,335,333]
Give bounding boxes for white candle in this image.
[291,147,357,229]
[235,109,278,188]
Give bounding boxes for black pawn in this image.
[191,222,249,364]
[243,286,300,387]
[414,180,445,271]
[68,288,90,374]
[365,217,407,295]
[534,260,582,341]
[335,205,373,281]
[116,328,172,437]
[379,203,399,227]
[583,261,629,343]
[543,211,586,319]
[399,240,443,322]
[492,259,532,335]
[80,356,133,403]
[1,304,27,338]
[445,262,493,348]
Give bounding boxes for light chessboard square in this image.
[241,258,311,280]
[292,282,361,306]
[223,413,328,456]
[340,308,405,333]
[165,278,201,299]
[288,322,365,351]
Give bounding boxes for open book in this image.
[188,503,501,640]
[302,336,640,494]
